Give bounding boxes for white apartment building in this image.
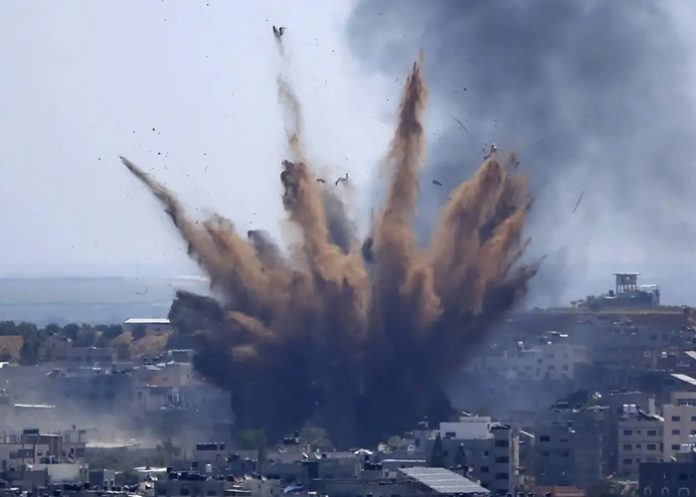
[617,405,663,478]
[469,342,588,381]
[440,416,493,440]
[663,403,696,460]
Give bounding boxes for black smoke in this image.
[348,0,696,306]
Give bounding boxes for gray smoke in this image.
[348,0,696,306]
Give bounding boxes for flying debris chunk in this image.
[573,189,585,214]
[483,143,498,159]
[432,180,443,187]
[452,116,470,134]
[335,173,348,186]
[316,178,326,184]
[273,25,286,40]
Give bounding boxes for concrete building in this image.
[640,460,696,497]
[52,346,112,367]
[534,407,605,490]
[617,405,663,478]
[154,471,225,497]
[468,342,588,381]
[664,404,696,461]
[429,417,519,495]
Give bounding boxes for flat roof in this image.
[685,351,696,362]
[399,467,490,495]
[672,373,696,388]
[123,318,171,325]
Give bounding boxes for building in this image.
[468,342,588,381]
[640,459,696,497]
[52,346,112,367]
[534,407,605,490]
[154,471,225,497]
[398,467,490,496]
[664,404,696,461]
[123,318,173,333]
[617,405,663,478]
[431,416,519,495]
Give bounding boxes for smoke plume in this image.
[122,58,536,446]
[348,0,696,306]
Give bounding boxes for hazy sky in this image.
[4,1,696,307]
[0,1,396,277]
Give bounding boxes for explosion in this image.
[121,57,537,446]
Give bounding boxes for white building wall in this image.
[663,404,696,460]
[440,417,492,440]
[617,417,663,478]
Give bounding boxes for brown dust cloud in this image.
[121,54,538,446]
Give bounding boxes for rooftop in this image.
[672,373,696,389]
[124,318,171,325]
[399,467,490,495]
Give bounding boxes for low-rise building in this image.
[663,404,696,461]
[617,405,663,478]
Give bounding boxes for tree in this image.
[115,342,131,361]
[62,323,80,341]
[19,335,40,365]
[237,429,267,450]
[301,426,333,451]
[102,325,124,340]
[76,329,96,348]
[429,434,446,468]
[387,435,402,451]
[131,324,147,341]
[0,321,17,336]
[94,334,110,349]
[44,323,61,335]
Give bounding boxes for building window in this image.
[623,459,632,465]
[679,488,690,496]
[673,445,681,451]
[495,457,509,463]
[673,429,681,435]
[207,491,218,497]
[539,435,550,442]
[494,473,508,480]
[673,416,682,422]
[623,444,632,450]
[644,488,652,496]
[648,444,657,451]
[662,488,670,496]
[648,430,657,436]
[680,474,689,481]
[624,430,633,436]
[480,466,489,474]
[495,440,509,448]
[181,489,190,496]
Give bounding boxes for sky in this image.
[3,1,696,307]
[0,1,395,278]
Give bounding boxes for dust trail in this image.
[374,60,441,332]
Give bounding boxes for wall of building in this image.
[617,416,663,478]
[663,405,696,461]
